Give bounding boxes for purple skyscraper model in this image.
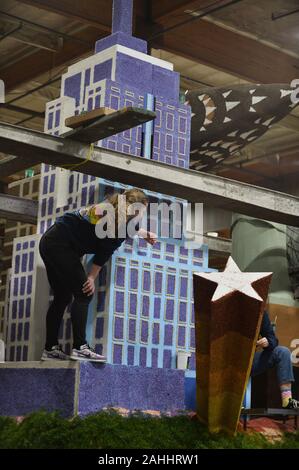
[5,0,212,375]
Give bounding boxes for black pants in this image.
[39,223,92,350]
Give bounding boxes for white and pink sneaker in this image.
[70,344,106,362]
[41,345,69,361]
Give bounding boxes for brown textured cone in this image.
[209,291,263,342]
[193,272,272,434]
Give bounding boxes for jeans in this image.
[39,223,92,350]
[251,346,294,385]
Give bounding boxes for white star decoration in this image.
[195,257,272,302]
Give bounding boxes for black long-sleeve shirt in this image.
[55,211,139,267]
[259,311,279,351]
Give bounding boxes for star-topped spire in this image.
[112,0,133,35]
[195,256,272,302]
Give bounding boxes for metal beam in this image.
[0,122,298,226]
[0,193,38,224]
[0,155,41,179]
[203,235,232,255]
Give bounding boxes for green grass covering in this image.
[0,411,298,449]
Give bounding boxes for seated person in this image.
[251,311,298,409]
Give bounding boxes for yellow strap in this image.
[60,143,94,171]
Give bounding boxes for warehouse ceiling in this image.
[0,0,298,192]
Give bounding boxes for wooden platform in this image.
[65,107,115,129]
[62,107,156,144]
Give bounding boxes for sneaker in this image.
[283,398,299,409]
[41,345,69,361]
[70,344,106,362]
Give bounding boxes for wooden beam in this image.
[0,23,63,52]
[16,0,112,31]
[151,0,213,22]
[1,27,107,92]
[65,107,115,129]
[153,19,299,83]
[217,151,299,187]
[278,115,299,133]
[63,107,156,144]
[0,104,44,118]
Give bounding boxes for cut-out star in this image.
[194,256,272,302]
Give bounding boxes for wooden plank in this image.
[62,107,156,144]
[16,0,112,30]
[65,107,115,129]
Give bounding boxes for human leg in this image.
[251,346,297,408]
[39,224,104,362]
[270,346,297,408]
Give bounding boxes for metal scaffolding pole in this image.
[0,193,38,224]
[0,122,298,227]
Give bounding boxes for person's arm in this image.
[82,263,102,296]
[138,227,157,246]
[89,263,102,279]
[257,311,279,350]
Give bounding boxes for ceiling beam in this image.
[16,0,112,31]
[217,150,299,186]
[3,1,299,92]
[151,0,218,22]
[16,0,205,26]
[278,114,299,133]
[152,19,299,83]
[0,27,107,92]
[0,104,44,118]
[0,22,63,52]
[0,122,298,227]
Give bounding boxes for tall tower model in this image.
[5,0,211,372]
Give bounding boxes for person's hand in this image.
[257,337,269,348]
[82,276,95,296]
[145,231,157,246]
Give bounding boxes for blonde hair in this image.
[107,188,148,227]
[81,188,148,228]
